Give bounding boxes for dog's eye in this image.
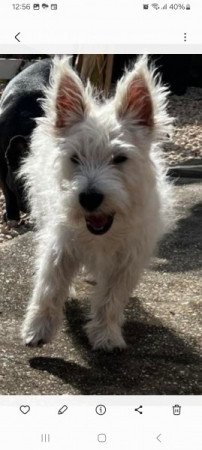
[113,155,128,164]
[71,154,80,165]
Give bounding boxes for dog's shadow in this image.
[30,297,201,394]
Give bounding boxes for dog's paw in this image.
[22,312,58,347]
[85,320,127,351]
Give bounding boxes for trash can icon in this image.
[172,404,181,415]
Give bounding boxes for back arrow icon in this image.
[156,434,162,443]
[15,32,21,42]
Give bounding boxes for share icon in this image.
[134,405,143,414]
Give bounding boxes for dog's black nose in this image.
[79,191,104,212]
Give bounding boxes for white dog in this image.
[20,56,173,351]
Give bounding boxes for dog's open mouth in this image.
[85,214,114,235]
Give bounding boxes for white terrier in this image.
[21,56,173,351]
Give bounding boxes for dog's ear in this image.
[46,57,88,130]
[6,135,29,171]
[114,56,172,142]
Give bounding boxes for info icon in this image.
[172,404,181,415]
[96,405,106,415]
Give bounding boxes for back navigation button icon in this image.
[15,32,21,42]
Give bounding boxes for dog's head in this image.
[40,56,172,237]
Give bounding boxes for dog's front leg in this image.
[85,265,136,351]
[22,234,77,346]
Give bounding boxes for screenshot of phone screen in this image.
[0,1,201,449]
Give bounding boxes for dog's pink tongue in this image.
[87,215,107,228]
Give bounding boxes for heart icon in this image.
[20,405,30,414]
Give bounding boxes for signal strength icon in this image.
[162,4,167,9]
[152,3,160,10]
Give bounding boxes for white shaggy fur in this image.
[20,56,174,351]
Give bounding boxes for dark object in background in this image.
[0,58,51,221]
[112,55,202,95]
[152,55,192,95]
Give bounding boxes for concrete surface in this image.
[0,179,201,395]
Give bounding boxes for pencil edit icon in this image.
[58,405,68,415]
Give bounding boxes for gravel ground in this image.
[165,87,202,164]
[0,86,202,242]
